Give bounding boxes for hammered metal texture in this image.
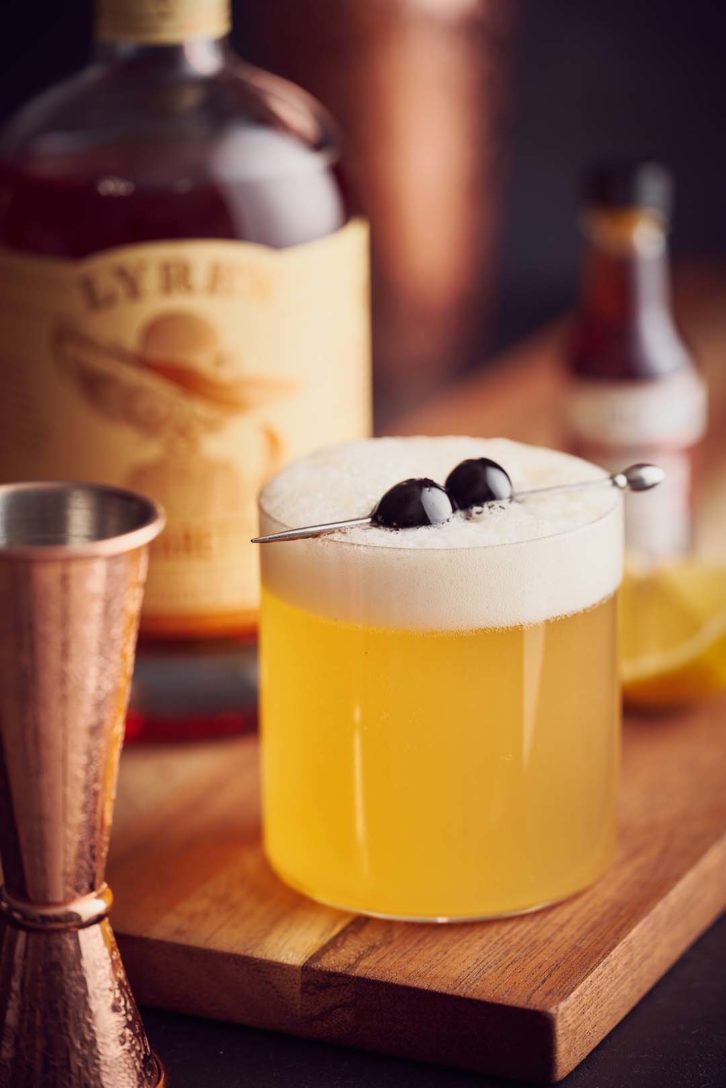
[0,552,145,903]
[0,494,163,1088]
[0,922,159,1087]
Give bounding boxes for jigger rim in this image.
[0,481,165,560]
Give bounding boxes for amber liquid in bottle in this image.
[0,8,368,740]
[568,176,706,562]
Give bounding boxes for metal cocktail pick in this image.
[0,482,166,1087]
[251,462,664,544]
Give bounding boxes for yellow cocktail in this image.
[259,437,623,920]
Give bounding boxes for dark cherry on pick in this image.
[445,457,514,510]
[371,478,456,529]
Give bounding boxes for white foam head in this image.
[259,437,623,630]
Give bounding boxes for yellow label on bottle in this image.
[0,221,371,631]
[96,0,231,44]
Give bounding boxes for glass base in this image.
[302,895,577,924]
[267,857,599,923]
[127,637,258,743]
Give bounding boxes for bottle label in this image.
[567,370,707,448]
[96,0,231,44]
[567,372,707,562]
[0,221,371,632]
[580,442,694,562]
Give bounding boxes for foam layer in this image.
[259,437,623,629]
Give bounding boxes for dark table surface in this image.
[143,913,725,1088]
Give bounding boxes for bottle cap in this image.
[582,160,673,218]
[96,0,231,45]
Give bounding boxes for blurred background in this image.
[3,0,725,416]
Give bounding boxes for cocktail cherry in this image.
[371,478,456,529]
[445,457,514,510]
[371,458,515,529]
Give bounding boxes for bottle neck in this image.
[93,37,229,76]
[579,208,671,332]
[94,0,231,71]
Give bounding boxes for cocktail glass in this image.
[258,437,623,921]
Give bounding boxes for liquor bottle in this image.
[566,161,707,563]
[0,0,371,740]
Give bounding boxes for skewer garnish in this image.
[251,461,664,544]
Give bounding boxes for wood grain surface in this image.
[109,262,726,1082]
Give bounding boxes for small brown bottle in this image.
[567,161,707,562]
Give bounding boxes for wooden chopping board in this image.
[110,707,726,1083]
[109,263,726,1083]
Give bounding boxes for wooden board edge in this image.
[298,964,559,1082]
[117,929,559,1081]
[551,835,726,1080]
[118,933,305,1033]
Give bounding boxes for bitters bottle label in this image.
[568,370,707,561]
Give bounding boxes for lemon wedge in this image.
[620,563,726,709]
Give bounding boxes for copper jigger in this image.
[0,482,165,1087]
